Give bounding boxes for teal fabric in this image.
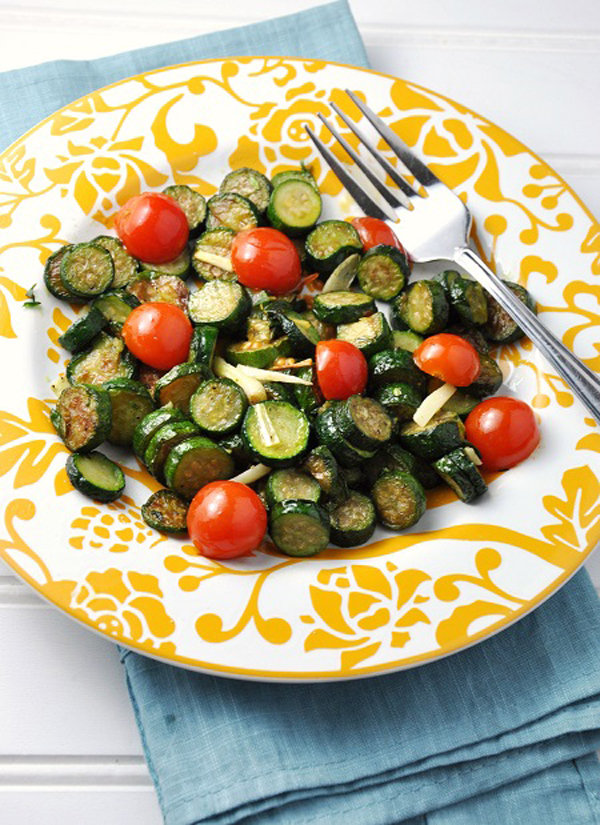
[2,2,600,822]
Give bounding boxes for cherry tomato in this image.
[114,192,188,264]
[231,227,302,294]
[122,302,192,370]
[350,217,404,252]
[413,333,481,387]
[187,481,268,559]
[315,340,368,400]
[465,397,540,471]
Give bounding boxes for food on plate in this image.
[45,166,539,558]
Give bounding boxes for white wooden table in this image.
[1,2,600,822]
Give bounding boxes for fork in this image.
[305,90,600,423]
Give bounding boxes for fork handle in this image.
[454,246,600,423]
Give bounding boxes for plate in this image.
[1,57,599,681]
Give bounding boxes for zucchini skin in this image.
[164,436,235,500]
[269,499,331,557]
[226,336,291,369]
[103,378,155,447]
[220,167,272,212]
[368,348,428,392]
[315,407,377,467]
[372,470,426,530]
[132,407,186,460]
[66,451,125,502]
[392,330,424,353]
[433,448,487,502]
[329,491,376,547]
[291,366,322,417]
[357,244,410,301]
[267,178,322,235]
[163,184,207,235]
[67,333,136,387]
[92,236,138,289]
[265,469,321,509]
[218,432,253,468]
[375,382,422,422]
[337,312,393,358]
[277,310,319,357]
[58,307,107,353]
[333,395,393,451]
[60,242,114,298]
[483,281,536,343]
[305,220,362,274]
[467,353,503,398]
[139,247,191,279]
[242,401,310,467]
[392,280,449,335]
[188,325,219,369]
[188,281,251,331]
[189,378,248,436]
[312,291,375,324]
[399,412,466,461]
[44,245,83,302]
[52,385,112,453]
[302,445,345,500]
[363,444,418,488]
[91,290,139,334]
[141,489,189,533]
[271,168,319,191]
[144,421,200,480]
[153,363,209,412]
[437,270,488,327]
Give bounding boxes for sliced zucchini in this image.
[411,454,442,490]
[483,281,536,343]
[51,385,112,453]
[271,168,319,191]
[141,489,189,533]
[127,272,189,311]
[399,411,465,461]
[226,336,291,369]
[103,378,154,447]
[368,348,427,392]
[332,438,377,468]
[334,395,393,451]
[144,421,200,480]
[43,245,83,302]
[302,445,346,501]
[291,366,322,417]
[312,290,375,324]
[437,270,488,326]
[154,363,208,412]
[192,228,236,282]
[392,330,424,353]
[91,290,139,334]
[206,192,260,232]
[314,406,377,467]
[265,468,321,508]
[220,168,272,212]
[58,307,107,353]
[92,236,138,288]
[442,390,479,417]
[67,333,136,386]
[188,325,219,369]
[302,309,334,342]
[433,447,488,503]
[267,179,322,235]
[446,325,490,354]
[305,220,362,274]
[468,353,503,398]
[247,311,275,343]
[357,244,410,301]
[337,312,392,358]
[66,451,125,502]
[188,281,251,330]
[60,243,114,298]
[262,381,295,404]
[392,280,449,335]
[339,465,364,490]
[242,401,310,467]
[132,406,186,460]
[140,247,191,279]
[164,436,234,499]
[363,444,418,488]
[163,184,207,235]
[189,378,247,436]
[375,382,422,421]
[269,500,330,557]
[218,432,253,467]
[330,491,376,547]
[277,311,320,357]
[372,470,426,530]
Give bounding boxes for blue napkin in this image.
[2,2,600,823]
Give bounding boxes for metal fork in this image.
[305,90,600,422]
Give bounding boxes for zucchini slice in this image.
[44,245,83,302]
[262,381,294,404]
[127,272,189,310]
[337,312,392,358]
[92,236,138,288]
[269,500,330,557]
[334,395,393,451]
[330,491,376,547]
[375,382,423,422]
[226,336,291,369]
[218,431,253,467]
[265,468,321,508]
[163,184,207,235]
[368,348,428,392]
[132,406,186,460]
[91,290,139,334]
[392,330,424,353]
[433,447,488,502]
[312,290,375,324]
[188,325,219,369]
[437,270,488,326]
[142,489,189,533]
[271,168,319,191]
[446,325,490,354]
[51,385,112,453]
[291,366,322,417]
[189,378,248,436]
[372,470,426,530]
[357,244,410,301]
[267,178,322,235]
[483,281,536,343]
[66,451,125,502]
[314,406,377,467]
[206,192,260,232]
[442,390,480,417]
[220,167,272,212]
[411,454,442,490]
[67,333,136,386]
[164,436,234,500]
[188,281,251,330]
[154,363,208,412]
[277,311,320,357]
[399,411,465,461]
[192,228,236,282]
[392,280,449,335]
[363,444,418,488]
[103,378,154,447]
[140,248,191,279]
[144,421,200,480]
[242,401,310,467]
[58,307,107,353]
[60,243,114,298]
[305,220,362,274]
[302,445,346,501]
[468,353,503,398]
[339,465,364,490]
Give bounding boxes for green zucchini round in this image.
[163,184,207,235]
[357,244,410,301]
[329,491,376,547]
[141,489,189,533]
[312,290,375,324]
[189,378,248,436]
[188,281,251,330]
[103,378,155,447]
[66,451,125,502]
[269,499,330,556]
[67,333,136,387]
[164,436,234,500]
[144,420,200,480]
[242,401,310,467]
[372,470,426,530]
[220,167,272,212]
[267,178,322,235]
[153,363,208,412]
[92,236,138,288]
[305,220,362,274]
[265,468,321,509]
[132,407,186,460]
[392,280,449,335]
[52,385,112,453]
[60,243,114,298]
[206,192,260,232]
[58,307,107,353]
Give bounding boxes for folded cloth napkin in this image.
[2,2,600,823]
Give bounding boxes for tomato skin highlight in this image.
[315,340,368,400]
[122,302,192,370]
[350,217,404,252]
[414,333,481,387]
[465,397,540,471]
[114,192,189,264]
[187,481,268,559]
[231,227,302,295]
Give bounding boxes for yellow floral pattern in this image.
[0,58,599,678]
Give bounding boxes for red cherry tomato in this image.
[315,340,368,400]
[465,397,540,471]
[350,217,403,251]
[114,192,189,264]
[187,481,268,559]
[413,333,481,387]
[122,302,192,370]
[231,227,302,295]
